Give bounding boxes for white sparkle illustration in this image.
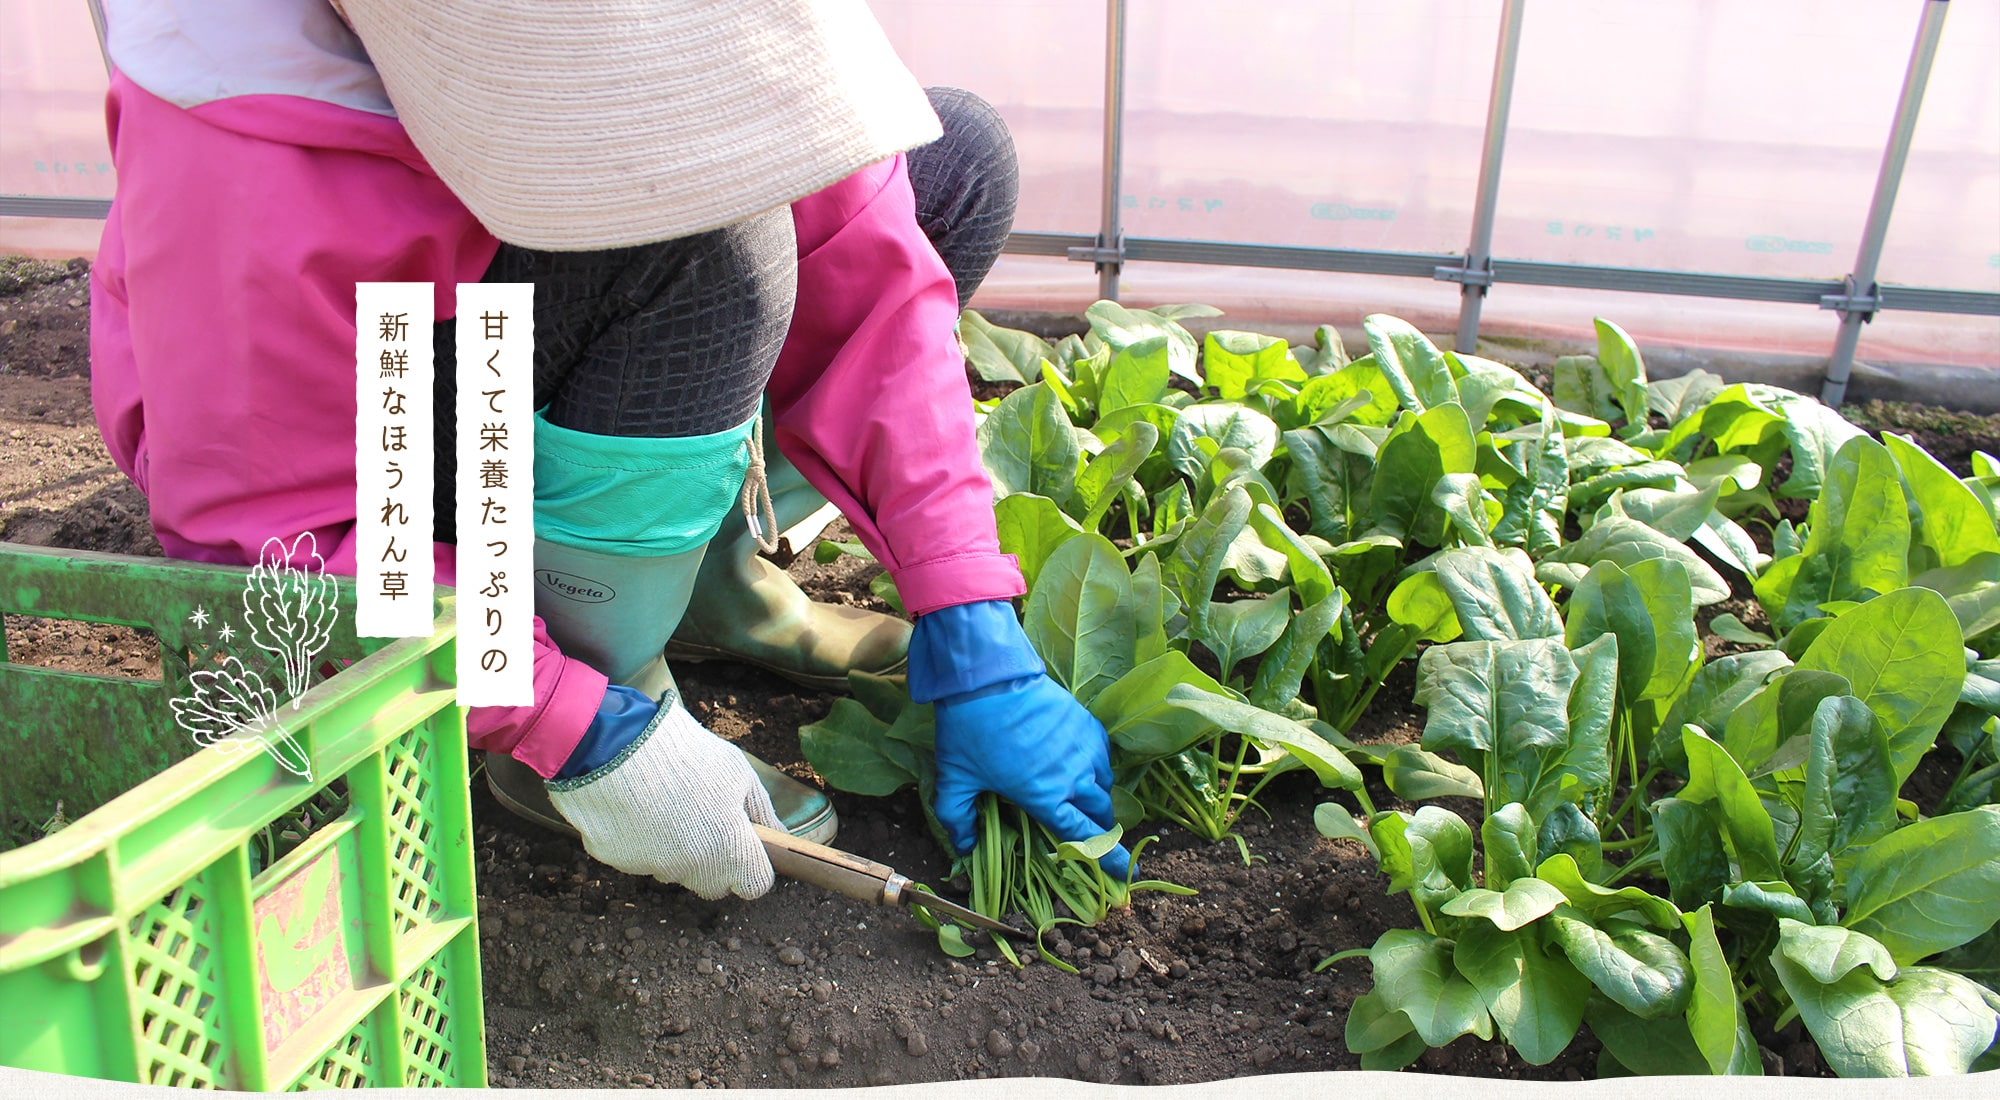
[217,621,237,643]
[188,605,210,629]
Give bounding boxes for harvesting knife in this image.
[481,752,1024,938]
[753,824,1028,939]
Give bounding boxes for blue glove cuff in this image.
[556,684,660,779]
[906,599,1045,704]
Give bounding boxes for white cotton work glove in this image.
[545,699,783,900]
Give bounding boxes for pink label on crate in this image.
[254,847,352,1054]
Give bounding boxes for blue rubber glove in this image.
[556,684,658,779]
[908,600,1132,879]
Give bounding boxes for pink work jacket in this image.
[90,73,1023,777]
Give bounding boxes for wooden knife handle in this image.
[754,824,898,907]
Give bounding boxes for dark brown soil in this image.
[1843,399,2000,478]
[1,257,1975,1085]
[0,257,92,379]
[782,521,898,618]
[467,770,1580,1087]
[0,613,159,679]
[0,259,161,556]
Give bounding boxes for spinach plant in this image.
[1317,382,2000,1075]
[829,301,1998,1079]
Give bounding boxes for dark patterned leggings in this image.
[432,87,1018,540]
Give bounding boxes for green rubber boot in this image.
[664,420,911,692]
[484,413,837,844]
[530,538,696,703]
[500,544,844,844]
[496,537,839,845]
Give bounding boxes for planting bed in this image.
[4,257,1997,1085]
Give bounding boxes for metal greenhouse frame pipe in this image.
[1452,0,1528,354]
[997,0,1994,371]
[1072,0,1130,302]
[85,0,110,77]
[1820,0,1951,406]
[1016,229,2000,312]
[0,197,111,219]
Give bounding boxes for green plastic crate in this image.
[0,543,484,1090]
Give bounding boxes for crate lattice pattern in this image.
[291,1022,375,1090]
[383,727,445,936]
[398,955,456,1087]
[249,778,352,879]
[128,877,231,1089]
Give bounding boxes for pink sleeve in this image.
[767,156,1025,617]
[91,73,596,774]
[455,613,609,779]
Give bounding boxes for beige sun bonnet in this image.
[331,0,942,250]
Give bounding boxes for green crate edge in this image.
[0,544,484,1090]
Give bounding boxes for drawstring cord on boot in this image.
[740,417,781,556]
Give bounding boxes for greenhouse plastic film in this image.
[4,0,1996,366]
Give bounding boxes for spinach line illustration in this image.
[168,533,339,781]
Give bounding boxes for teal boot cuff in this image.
[533,409,756,558]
